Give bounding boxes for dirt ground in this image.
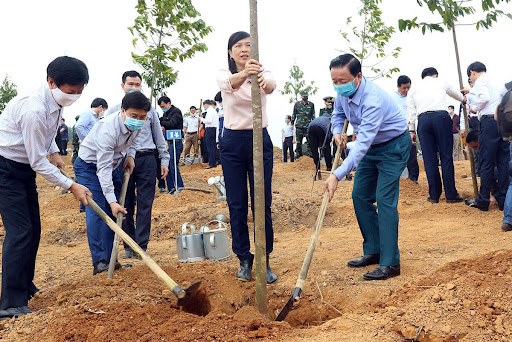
[0,151,511,341]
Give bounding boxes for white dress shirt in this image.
[202,106,219,142]
[78,111,140,204]
[407,76,464,131]
[0,84,72,189]
[469,73,507,120]
[184,115,199,133]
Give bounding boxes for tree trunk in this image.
[451,20,478,198]
[249,0,268,317]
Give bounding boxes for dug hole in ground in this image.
[0,150,511,341]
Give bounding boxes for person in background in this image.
[158,96,184,194]
[217,31,277,284]
[71,115,81,165]
[74,91,150,275]
[282,115,295,162]
[75,98,108,142]
[324,54,411,281]
[107,70,169,259]
[463,61,509,211]
[58,119,69,155]
[0,56,90,319]
[319,96,334,116]
[199,109,208,163]
[407,67,465,204]
[201,99,219,169]
[183,106,200,159]
[308,111,333,176]
[215,91,224,157]
[292,91,315,159]
[390,75,419,184]
[448,105,461,161]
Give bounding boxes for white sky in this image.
[1,0,511,145]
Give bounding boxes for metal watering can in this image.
[200,219,231,261]
[176,223,205,262]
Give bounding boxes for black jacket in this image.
[159,105,183,130]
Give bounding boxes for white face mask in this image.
[125,87,142,94]
[51,87,81,107]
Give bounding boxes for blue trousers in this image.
[352,132,410,266]
[417,111,458,200]
[476,116,510,207]
[206,127,218,167]
[123,154,157,251]
[503,145,512,224]
[220,128,274,261]
[166,140,184,191]
[0,156,40,309]
[74,157,121,264]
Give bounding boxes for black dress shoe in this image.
[427,197,439,204]
[465,199,488,211]
[0,306,32,321]
[266,256,278,284]
[237,258,253,282]
[446,195,463,203]
[347,254,380,268]
[499,203,504,211]
[28,284,40,301]
[502,223,512,232]
[93,260,109,275]
[363,265,400,280]
[204,166,216,169]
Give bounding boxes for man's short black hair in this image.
[448,105,455,110]
[91,97,108,109]
[203,99,215,105]
[421,67,438,79]
[158,96,171,105]
[214,91,222,102]
[122,70,142,83]
[467,61,486,77]
[329,54,362,77]
[397,75,411,87]
[286,115,292,120]
[61,118,65,122]
[47,56,89,87]
[190,106,197,110]
[466,130,479,144]
[122,91,151,112]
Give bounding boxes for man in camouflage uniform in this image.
[292,91,315,158]
[319,96,334,116]
[71,115,80,164]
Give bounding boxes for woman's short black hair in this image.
[227,31,250,74]
[122,91,151,112]
[47,56,89,87]
[214,91,222,102]
[329,54,361,77]
[421,67,438,79]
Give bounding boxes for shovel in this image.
[107,169,130,279]
[61,168,210,315]
[275,119,348,322]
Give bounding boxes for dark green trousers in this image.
[352,132,410,266]
[295,126,310,157]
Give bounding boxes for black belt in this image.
[186,131,198,134]
[370,131,406,149]
[135,149,156,157]
[480,114,494,120]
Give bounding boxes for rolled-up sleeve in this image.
[20,110,72,189]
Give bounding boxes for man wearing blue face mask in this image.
[74,91,151,275]
[0,56,91,320]
[324,54,410,281]
[107,71,169,260]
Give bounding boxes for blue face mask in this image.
[124,116,145,131]
[333,76,358,97]
[162,108,169,113]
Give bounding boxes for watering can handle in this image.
[205,220,227,229]
[210,234,216,248]
[181,222,195,235]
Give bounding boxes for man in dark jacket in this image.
[308,112,333,176]
[158,96,184,194]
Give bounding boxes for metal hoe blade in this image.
[275,287,302,321]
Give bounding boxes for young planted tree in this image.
[339,0,401,80]
[279,64,319,104]
[398,0,512,198]
[129,0,212,103]
[0,75,18,115]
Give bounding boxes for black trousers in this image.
[406,143,420,181]
[205,127,218,167]
[476,116,510,207]
[308,126,332,170]
[155,150,165,189]
[0,156,40,309]
[417,111,458,200]
[283,136,294,162]
[220,128,274,261]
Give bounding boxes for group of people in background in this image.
[1,28,511,321]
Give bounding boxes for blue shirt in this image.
[308,113,332,141]
[331,77,407,180]
[283,122,295,138]
[75,108,98,142]
[390,90,407,119]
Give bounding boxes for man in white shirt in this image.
[0,56,91,319]
[183,106,200,158]
[201,99,219,169]
[407,67,466,204]
[282,115,296,162]
[462,62,509,211]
